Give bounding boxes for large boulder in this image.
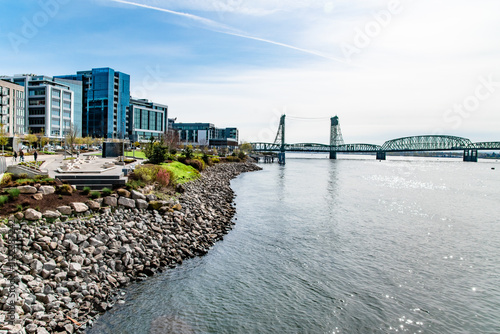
[86,200,101,211]
[116,189,131,198]
[103,196,117,207]
[118,196,135,208]
[18,185,37,194]
[70,202,89,213]
[57,206,72,215]
[38,185,55,195]
[135,199,148,210]
[131,189,146,200]
[43,210,61,219]
[148,200,166,210]
[24,208,42,221]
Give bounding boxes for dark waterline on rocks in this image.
[89,157,500,333]
[0,163,260,333]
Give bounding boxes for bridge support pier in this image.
[329,151,337,160]
[376,151,386,160]
[463,149,478,162]
[278,152,286,165]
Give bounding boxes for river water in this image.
[88,156,500,334]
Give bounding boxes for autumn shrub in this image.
[156,168,170,187]
[1,173,13,186]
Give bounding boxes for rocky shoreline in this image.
[0,162,262,334]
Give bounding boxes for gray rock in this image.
[43,260,56,272]
[25,208,42,221]
[104,196,117,207]
[118,196,136,208]
[31,260,43,274]
[37,327,50,334]
[135,199,148,210]
[131,190,146,200]
[18,185,38,194]
[38,185,55,194]
[146,194,157,202]
[57,206,73,215]
[86,200,101,211]
[43,210,61,219]
[70,202,89,213]
[69,262,82,272]
[33,193,44,201]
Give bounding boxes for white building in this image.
[5,75,74,139]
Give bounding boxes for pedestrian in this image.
[13,151,17,162]
[19,150,24,162]
[33,150,38,162]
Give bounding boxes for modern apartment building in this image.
[128,98,168,142]
[4,75,75,139]
[0,80,26,137]
[56,68,130,139]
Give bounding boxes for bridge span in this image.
[250,115,500,164]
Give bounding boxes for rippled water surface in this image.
[89,157,500,333]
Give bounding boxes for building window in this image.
[63,92,71,100]
[52,90,61,98]
[63,101,71,109]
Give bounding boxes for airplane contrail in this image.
[108,0,349,64]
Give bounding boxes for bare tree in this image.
[162,129,180,150]
[64,123,79,154]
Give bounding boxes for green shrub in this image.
[0,195,9,206]
[126,180,146,190]
[212,157,220,164]
[15,178,33,185]
[18,173,28,179]
[183,145,194,160]
[16,204,23,212]
[34,174,45,181]
[82,186,91,195]
[7,188,20,200]
[90,191,100,199]
[238,151,246,160]
[101,187,112,196]
[134,165,162,183]
[0,173,13,186]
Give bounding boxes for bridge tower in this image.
[274,114,286,164]
[329,116,344,159]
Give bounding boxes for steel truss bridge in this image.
[250,115,500,164]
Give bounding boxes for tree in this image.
[84,136,93,148]
[162,129,180,150]
[0,124,8,155]
[240,142,253,153]
[25,133,38,149]
[64,123,79,154]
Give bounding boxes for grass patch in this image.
[82,186,91,195]
[90,191,101,199]
[101,187,112,196]
[7,188,20,200]
[161,161,200,185]
[125,150,146,159]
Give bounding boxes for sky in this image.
[0,0,499,145]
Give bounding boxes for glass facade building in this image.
[56,67,130,139]
[128,98,168,142]
[172,122,239,146]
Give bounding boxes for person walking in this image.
[33,150,38,162]
[19,150,24,162]
[13,150,17,162]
